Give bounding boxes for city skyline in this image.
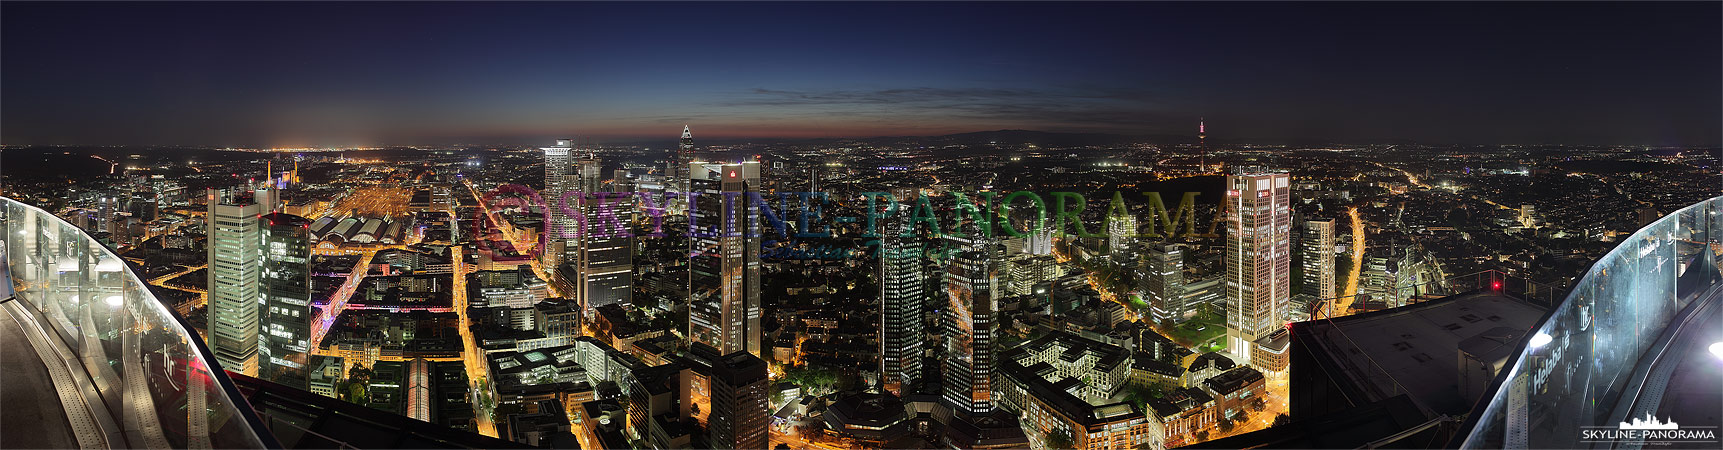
[1,2,1719,450]
[2,1,1719,147]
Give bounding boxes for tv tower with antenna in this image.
[1199,118,1208,173]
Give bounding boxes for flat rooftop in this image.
[1295,291,1545,416]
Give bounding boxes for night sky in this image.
[3,1,1718,147]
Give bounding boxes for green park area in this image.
[1162,303,1227,352]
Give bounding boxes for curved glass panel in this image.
[1459,196,1722,449]
[2,197,273,449]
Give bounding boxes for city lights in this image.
[0,2,1716,450]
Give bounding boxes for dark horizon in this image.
[3,1,1719,148]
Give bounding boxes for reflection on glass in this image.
[3,198,270,449]
[1461,196,1720,449]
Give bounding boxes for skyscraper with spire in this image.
[660,126,696,215]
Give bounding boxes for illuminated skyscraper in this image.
[1108,194,1138,256]
[683,347,771,450]
[1300,218,1336,319]
[1143,243,1186,323]
[1225,172,1291,369]
[666,126,694,199]
[941,233,998,416]
[1024,228,1054,256]
[260,212,312,390]
[569,157,632,316]
[879,214,924,396]
[208,187,263,376]
[688,161,762,358]
[542,138,579,269]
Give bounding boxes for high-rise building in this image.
[688,161,763,358]
[208,188,264,376]
[942,235,999,416]
[1108,198,1138,257]
[665,126,695,202]
[879,214,924,396]
[683,346,770,450]
[1635,206,1661,227]
[807,166,822,196]
[1300,218,1336,319]
[542,138,579,269]
[1024,228,1054,256]
[1225,172,1291,369]
[1518,204,1536,228]
[260,213,313,390]
[573,158,633,316]
[543,139,633,315]
[1142,243,1187,324]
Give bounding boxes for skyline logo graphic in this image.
[1619,414,1679,431]
[1581,413,1718,444]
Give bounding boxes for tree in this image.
[346,383,368,406]
[784,365,841,395]
[1045,430,1075,450]
[1272,414,1292,427]
[1195,430,1210,442]
[1217,417,1235,433]
[1249,397,1267,412]
[1123,384,1165,411]
[794,422,825,441]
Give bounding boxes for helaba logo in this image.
[1580,413,1718,444]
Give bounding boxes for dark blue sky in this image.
[3,1,1718,147]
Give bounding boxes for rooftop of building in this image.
[943,410,1030,449]
[1202,366,1265,397]
[1147,386,1215,419]
[1180,394,1442,449]
[232,373,529,449]
[1133,353,1185,377]
[1007,329,1133,373]
[1291,290,1546,416]
[1188,351,1236,374]
[825,391,910,429]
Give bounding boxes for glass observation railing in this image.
[1,197,277,449]
[1457,196,1723,449]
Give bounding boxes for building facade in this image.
[1224,172,1291,369]
[942,244,999,416]
[208,187,264,375]
[688,161,763,358]
[879,214,925,396]
[1142,243,1187,324]
[260,212,313,389]
[1300,218,1336,319]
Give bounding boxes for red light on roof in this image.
[729,171,737,178]
[1491,280,1503,291]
